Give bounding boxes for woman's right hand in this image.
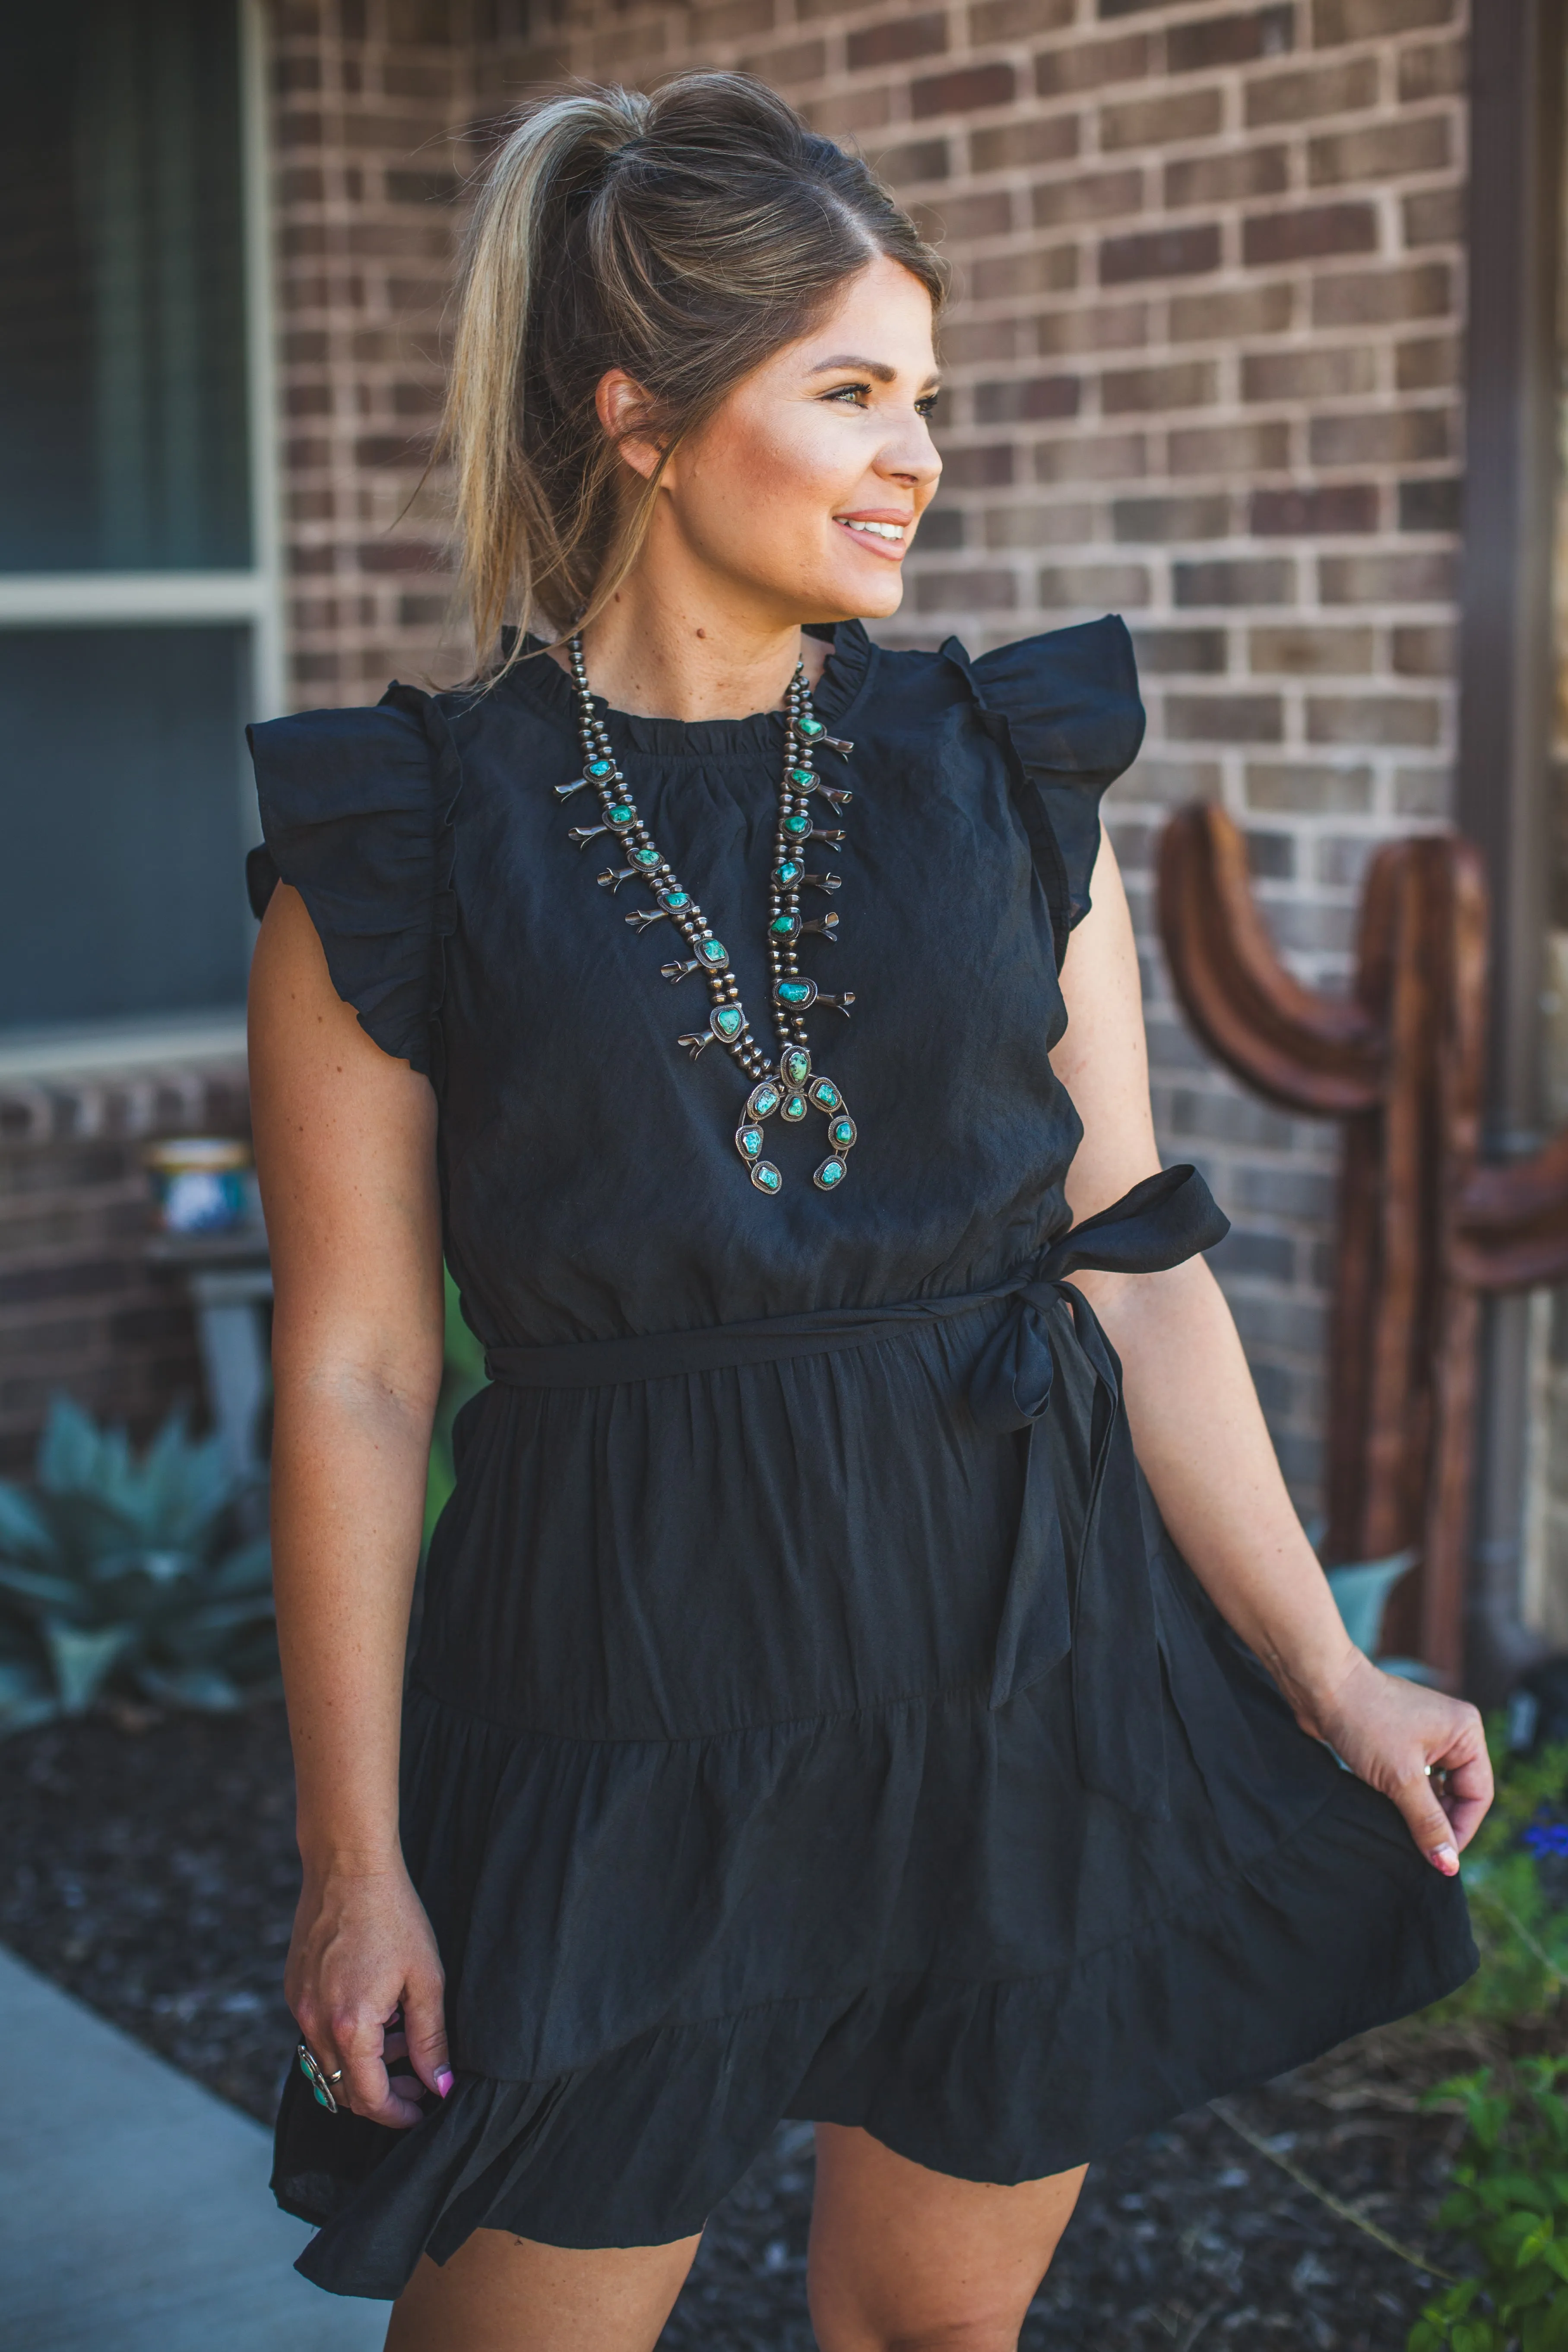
[286,1860,452,2127]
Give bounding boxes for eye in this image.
[821,381,871,406]
[916,392,940,418]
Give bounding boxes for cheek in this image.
[696,410,858,532]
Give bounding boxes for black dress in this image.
[247,617,1474,2301]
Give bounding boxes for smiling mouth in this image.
[835,517,910,554]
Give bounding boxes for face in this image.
[603,250,942,625]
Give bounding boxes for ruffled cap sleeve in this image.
[245,690,454,1076]
[971,615,1144,952]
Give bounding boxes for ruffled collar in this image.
[489,619,875,757]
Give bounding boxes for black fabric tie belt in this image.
[486,1165,1230,1817]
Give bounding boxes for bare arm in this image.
[249,881,451,2123]
[1051,830,1492,1870]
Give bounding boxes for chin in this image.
[799,569,906,624]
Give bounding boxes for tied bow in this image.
[966,1165,1230,1818]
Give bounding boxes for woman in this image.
[247,73,1491,2352]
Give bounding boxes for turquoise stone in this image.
[830,1117,856,1149]
[632,846,660,867]
[748,1082,781,1120]
[735,1124,763,1160]
[751,1160,782,1194]
[788,766,814,790]
[661,890,691,910]
[782,1093,808,1122]
[608,802,635,826]
[711,1005,744,1041]
[770,913,799,937]
[774,859,804,887]
[776,979,813,1007]
[783,813,811,838]
[814,1157,847,1190]
[700,940,729,966]
[783,1048,811,1086]
[312,2081,334,2109]
[809,1079,840,1111]
[588,758,613,776]
[797,715,824,739]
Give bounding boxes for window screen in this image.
[0,1,250,573]
[0,627,252,1026]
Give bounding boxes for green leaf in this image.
[0,1561,88,1613]
[41,1619,134,1712]
[0,1481,55,1557]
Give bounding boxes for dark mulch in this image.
[1,1703,1468,2348]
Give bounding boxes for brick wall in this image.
[261,0,1470,1517]
[0,1068,251,1475]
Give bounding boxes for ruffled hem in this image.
[276,1771,1475,2298]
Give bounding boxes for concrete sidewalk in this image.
[0,1945,385,2351]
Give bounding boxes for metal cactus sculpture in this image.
[1158,804,1568,1681]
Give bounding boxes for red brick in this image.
[912,62,1016,117]
[1112,493,1230,541]
[969,116,1081,171]
[1175,557,1296,605]
[1251,483,1379,534]
[1034,34,1149,96]
[1037,561,1152,606]
[1395,334,1460,391]
[741,38,828,85]
[875,136,951,184]
[1099,89,1223,149]
[915,190,1014,240]
[1308,115,1451,186]
[1311,0,1454,40]
[968,0,1075,37]
[973,374,1081,423]
[689,0,775,39]
[1032,299,1147,361]
[1100,223,1221,284]
[1170,283,1296,341]
[941,443,1016,488]
[848,13,947,70]
[970,243,1079,299]
[1245,58,1378,127]
[1404,187,1464,247]
[1318,550,1454,601]
[1170,421,1292,474]
[1165,147,1289,209]
[1392,622,1455,675]
[1166,5,1295,70]
[1033,168,1144,227]
[1399,35,1465,100]
[1131,627,1229,674]
[356,539,449,573]
[1243,203,1378,267]
[1034,430,1148,481]
[1249,625,1375,674]
[1102,358,1218,412]
[1305,693,1441,747]
[913,567,1018,612]
[1309,408,1452,466]
[1312,261,1451,327]
[1167,694,1285,743]
[1242,343,1376,401]
[1398,475,1462,532]
[982,499,1098,547]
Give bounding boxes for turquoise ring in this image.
[296,2041,344,2114]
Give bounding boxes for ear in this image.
[596,369,663,484]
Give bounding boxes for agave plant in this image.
[0,1396,277,1732]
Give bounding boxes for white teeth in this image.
[840,519,906,542]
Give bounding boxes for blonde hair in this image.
[440,73,947,668]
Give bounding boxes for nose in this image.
[877,408,942,491]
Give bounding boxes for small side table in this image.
[145,1229,273,1480]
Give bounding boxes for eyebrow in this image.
[809,354,943,389]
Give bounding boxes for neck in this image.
[562,564,830,722]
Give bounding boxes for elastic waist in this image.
[483,1163,1229,1393]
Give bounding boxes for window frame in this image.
[0,0,280,1079]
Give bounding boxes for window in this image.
[0,0,277,1058]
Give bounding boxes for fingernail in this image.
[1430,1841,1459,1875]
[435,2067,453,2097]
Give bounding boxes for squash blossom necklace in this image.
[559,633,858,1196]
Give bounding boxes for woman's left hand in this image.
[1303,1649,1494,1875]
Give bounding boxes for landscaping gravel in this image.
[1,1702,1472,2346]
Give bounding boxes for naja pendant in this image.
[733,1049,857,1195]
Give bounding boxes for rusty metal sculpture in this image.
[1158,804,1568,1682]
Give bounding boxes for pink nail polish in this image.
[435,2067,454,2097]
[1430,1841,1459,1875]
